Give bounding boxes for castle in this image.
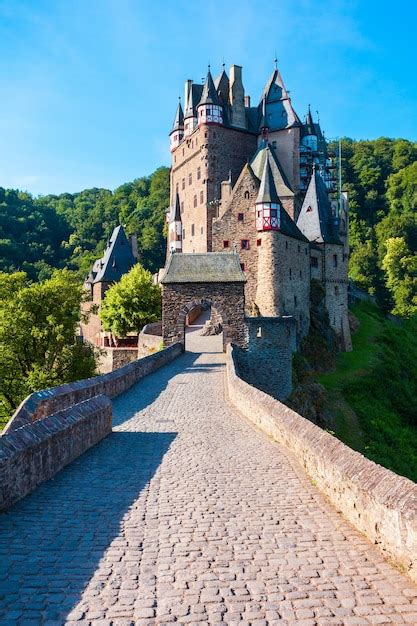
[166,62,352,349]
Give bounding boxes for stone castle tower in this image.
[166,62,351,349]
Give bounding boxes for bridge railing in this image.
[0,343,183,510]
[226,344,417,583]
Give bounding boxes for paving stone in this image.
[0,339,416,623]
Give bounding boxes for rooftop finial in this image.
[222,57,225,70]
[316,109,320,123]
[208,62,211,71]
[274,55,278,69]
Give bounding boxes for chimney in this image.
[184,79,192,111]
[244,95,251,108]
[229,65,246,129]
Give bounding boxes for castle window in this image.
[305,248,308,255]
[183,228,186,238]
[333,254,338,267]
[191,224,195,236]
[257,239,262,246]
[204,131,208,138]
[200,191,204,204]
[223,240,229,248]
[311,256,318,267]
[294,295,297,307]
[180,201,184,213]
[238,213,244,222]
[197,167,201,180]
[300,270,302,278]
[257,327,262,338]
[241,239,250,250]
[289,268,292,279]
[193,195,197,208]
[182,178,185,190]
[285,241,289,249]
[335,286,339,296]
[201,226,204,234]
[244,190,250,199]
[189,173,192,185]
[240,263,245,272]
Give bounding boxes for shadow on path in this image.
[0,431,175,623]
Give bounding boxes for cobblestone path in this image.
[1,340,417,625]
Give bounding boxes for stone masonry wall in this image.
[4,343,183,434]
[0,395,112,511]
[226,344,417,583]
[212,166,259,310]
[171,124,257,253]
[267,127,301,197]
[99,348,139,374]
[162,282,246,348]
[138,322,163,357]
[236,317,296,400]
[256,231,310,339]
[324,242,352,350]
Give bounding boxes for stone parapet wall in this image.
[138,322,163,357]
[3,343,183,434]
[225,344,417,582]
[99,347,139,373]
[0,395,112,511]
[236,317,296,400]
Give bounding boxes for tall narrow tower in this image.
[255,157,282,316]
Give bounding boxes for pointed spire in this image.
[256,154,280,204]
[171,98,184,132]
[199,68,221,106]
[304,104,315,135]
[296,168,341,244]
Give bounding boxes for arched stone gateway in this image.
[160,253,246,350]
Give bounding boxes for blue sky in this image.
[0,0,416,195]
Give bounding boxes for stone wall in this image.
[212,165,259,311]
[236,317,296,400]
[3,343,183,434]
[323,242,352,351]
[0,395,112,511]
[162,283,246,348]
[226,344,417,583]
[171,124,257,253]
[99,347,139,373]
[256,231,310,339]
[138,322,163,357]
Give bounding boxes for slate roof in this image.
[256,157,279,204]
[250,142,294,197]
[160,253,246,284]
[171,101,184,132]
[199,70,221,106]
[184,83,203,119]
[296,168,342,245]
[259,68,301,130]
[91,225,136,284]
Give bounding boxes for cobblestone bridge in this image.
[1,323,417,625]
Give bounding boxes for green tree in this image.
[0,270,97,422]
[99,263,161,340]
[382,237,417,316]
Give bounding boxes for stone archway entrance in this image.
[160,253,247,351]
[176,298,227,352]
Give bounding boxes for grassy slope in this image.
[318,302,417,482]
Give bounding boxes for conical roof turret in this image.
[171,100,184,133]
[256,154,280,204]
[199,68,221,106]
[303,105,316,136]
